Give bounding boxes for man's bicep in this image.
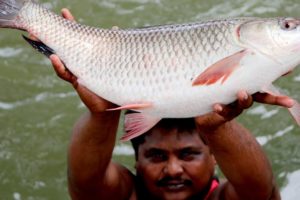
[68,161,135,200]
[215,181,281,200]
[213,182,239,200]
[104,162,135,199]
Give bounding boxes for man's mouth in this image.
[164,182,186,190]
[157,179,192,191]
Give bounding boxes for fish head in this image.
[238,17,300,67]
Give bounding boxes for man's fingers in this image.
[61,8,75,21]
[237,90,253,109]
[50,54,75,82]
[195,111,226,130]
[196,91,253,129]
[212,91,252,120]
[213,102,242,120]
[253,92,294,108]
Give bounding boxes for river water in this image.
[0,0,300,199]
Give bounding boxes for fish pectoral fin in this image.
[22,35,55,58]
[262,85,300,126]
[192,49,249,86]
[106,102,153,111]
[121,113,161,141]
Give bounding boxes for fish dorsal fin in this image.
[262,85,300,126]
[22,35,55,57]
[121,113,161,141]
[192,49,249,86]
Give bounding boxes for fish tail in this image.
[0,0,29,28]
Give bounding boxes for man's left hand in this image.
[195,90,294,130]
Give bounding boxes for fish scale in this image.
[0,0,299,140]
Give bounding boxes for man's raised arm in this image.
[195,91,291,200]
[49,9,135,200]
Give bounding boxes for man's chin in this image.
[159,190,191,200]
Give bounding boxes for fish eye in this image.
[280,19,299,31]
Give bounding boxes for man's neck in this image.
[134,174,216,200]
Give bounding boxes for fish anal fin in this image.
[121,113,161,141]
[107,102,153,111]
[22,35,55,58]
[192,49,249,86]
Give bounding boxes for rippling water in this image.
[0,0,300,199]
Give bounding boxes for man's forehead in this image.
[140,127,205,149]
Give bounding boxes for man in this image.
[49,9,294,200]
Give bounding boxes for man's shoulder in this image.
[207,179,227,200]
[106,162,137,199]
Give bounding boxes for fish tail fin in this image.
[22,35,55,57]
[0,0,28,28]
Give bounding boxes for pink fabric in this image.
[204,179,219,200]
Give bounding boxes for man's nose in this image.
[163,157,184,177]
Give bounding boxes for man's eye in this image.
[180,151,200,161]
[150,154,167,162]
[145,150,168,162]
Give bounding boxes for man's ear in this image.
[135,160,140,170]
[211,154,217,165]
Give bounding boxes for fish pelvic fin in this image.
[0,0,28,28]
[22,35,55,57]
[192,49,249,86]
[121,113,161,141]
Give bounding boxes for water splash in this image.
[0,47,22,58]
[281,170,300,200]
[0,92,76,110]
[113,145,134,156]
[256,125,294,146]
[247,105,279,119]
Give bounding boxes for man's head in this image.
[129,118,216,200]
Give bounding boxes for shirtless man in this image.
[50,9,293,200]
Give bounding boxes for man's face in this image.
[135,127,216,200]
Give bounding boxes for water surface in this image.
[0,0,300,199]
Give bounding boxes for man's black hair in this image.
[127,115,207,160]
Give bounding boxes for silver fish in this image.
[0,0,299,140]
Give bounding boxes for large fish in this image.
[0,0,299,140]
